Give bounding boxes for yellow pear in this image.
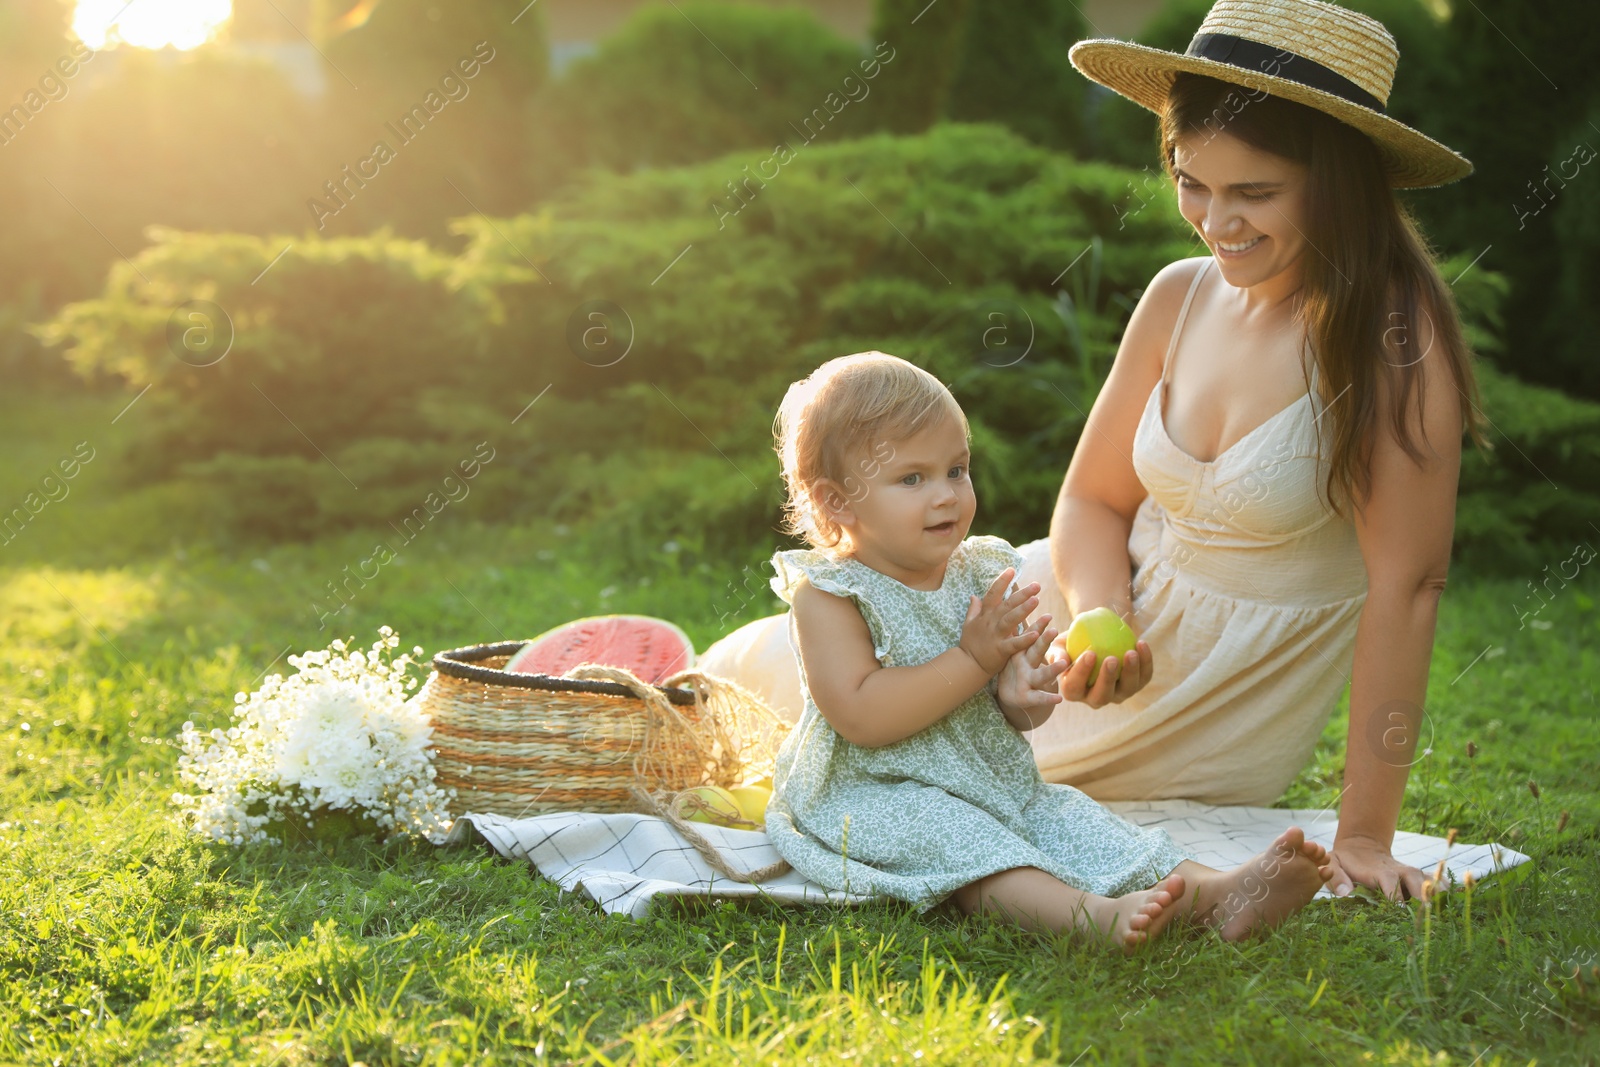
[729,784,773,826]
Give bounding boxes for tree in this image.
[944,0,1087,151]
[865,0,977,134]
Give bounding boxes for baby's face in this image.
[830,412,975,577]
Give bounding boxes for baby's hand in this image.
[996,613,1068,726]
[959,567,1041,676]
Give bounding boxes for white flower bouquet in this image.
[172,627,455,845]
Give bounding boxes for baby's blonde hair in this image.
[774,351,968,551]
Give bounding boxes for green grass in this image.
[3,387,1598,1065]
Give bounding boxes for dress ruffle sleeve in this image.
[770,548,894,663]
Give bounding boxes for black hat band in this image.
[1185,32,1388,114]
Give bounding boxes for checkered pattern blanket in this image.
[444,799,1530,920]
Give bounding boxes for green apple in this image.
[1064,607,1137,688]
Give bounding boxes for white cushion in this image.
[696,612,804,724]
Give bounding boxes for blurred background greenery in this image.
[5,0,1600,578]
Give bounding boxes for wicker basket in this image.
[416,640,790,818]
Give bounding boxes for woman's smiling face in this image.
[1172,130,1310,287]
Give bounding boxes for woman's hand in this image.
[1324,834,1430,902]
[1048,631,1154,708]
[959,568,1042,676]
[996,613,1069,730]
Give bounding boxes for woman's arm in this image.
[1050,496,1136,621]
[1048,259,1201,703]
[1330,314,1464,902]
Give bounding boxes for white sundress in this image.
[1017,256,1370,804]
[762,534,1193,913]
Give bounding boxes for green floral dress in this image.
[764,534,1193,913]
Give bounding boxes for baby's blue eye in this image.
[901,473,920,486]
[948,465,966,479]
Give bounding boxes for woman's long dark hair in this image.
[1160,71,1490,519]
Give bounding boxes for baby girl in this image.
[762,351,1333,950]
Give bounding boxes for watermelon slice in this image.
[504,614,695,684]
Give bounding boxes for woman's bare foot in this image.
[1081,872,1187,954]
[1184,827,1330,940]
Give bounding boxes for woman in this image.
[701,0,1487,904]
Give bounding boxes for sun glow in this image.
[73,0,234,51]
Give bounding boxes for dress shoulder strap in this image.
[1301,330,1322,414]
[1161,257,1212,381]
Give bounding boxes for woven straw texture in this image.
[1068,0,1473,188]
[416,643,792,819]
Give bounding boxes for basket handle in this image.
[430,641,699,705]
[627,785,793,884]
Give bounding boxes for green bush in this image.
[532,0,1087,182]
[0,0,556,394]
[449,123,1201,560]
[323,0,548,100]
[1401,0,1600,398]
[1540,98,1600,399]
[863,0,975,134]
[37,121,1600,573]
[1456,367,1600,573]
[944,0,1086,150]
[534,2,869,179]
[1428,252,1600,572]
[1076,0,1202,170]
[36,124,1189,555]
[31,225,499,490]
[0,46,333,332]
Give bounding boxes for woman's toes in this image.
[1154,872,1186,902]
[1278,826,1333,867]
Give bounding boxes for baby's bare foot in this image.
[1201,827,1330,941]
[1083,872,1187,954]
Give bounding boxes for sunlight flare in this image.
[72,0,234,51]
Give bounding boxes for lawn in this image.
[3,387,1598,1065]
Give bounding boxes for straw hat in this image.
[1069,0,1473,189]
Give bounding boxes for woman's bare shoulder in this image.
[1147,256,1211,310]
[1116,256,1212,377]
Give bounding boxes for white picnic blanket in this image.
[444,799,1531,921]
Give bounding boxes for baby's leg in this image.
[952,866,1187,954]
[1164,826,1333,940]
